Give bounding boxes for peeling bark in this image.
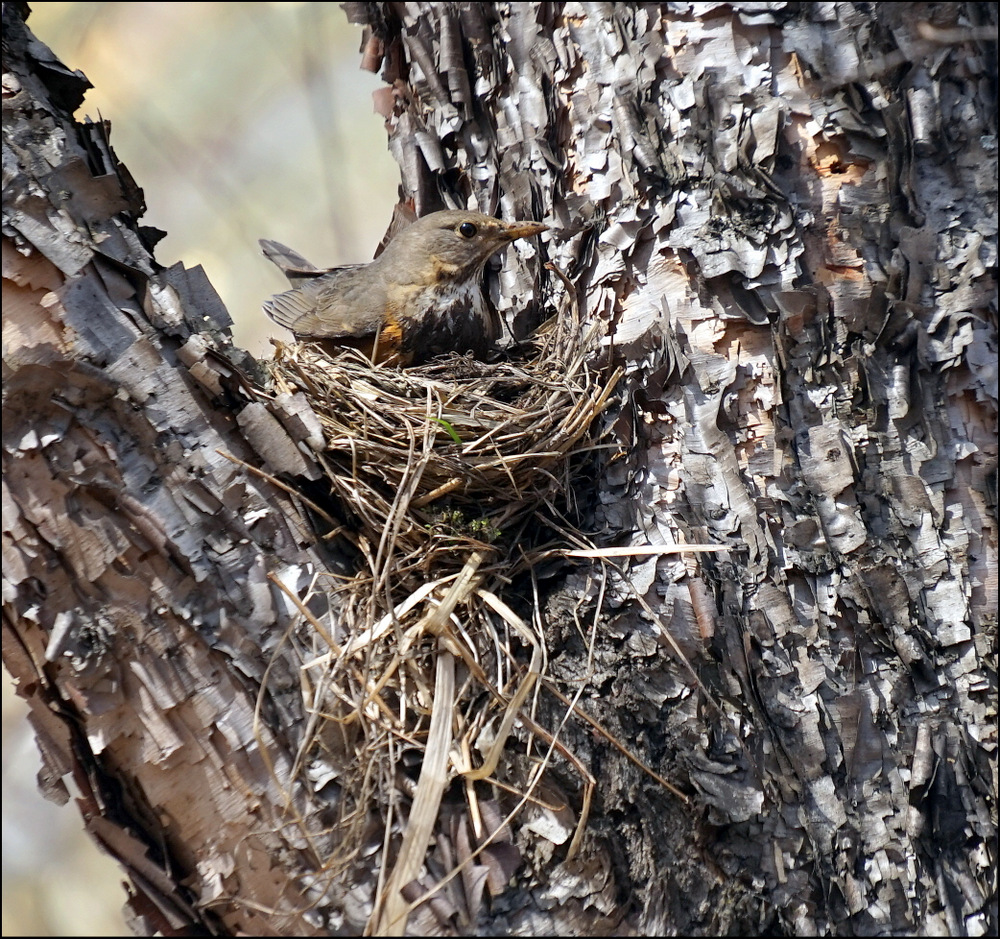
[3,2,996,937]
[343,1,997,935]
[3,5,343,934]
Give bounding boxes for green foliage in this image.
[428,507,502,544]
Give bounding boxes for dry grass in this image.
[262,313,622,932]
[267,327,618,592]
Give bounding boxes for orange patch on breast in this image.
[372,314,405,364]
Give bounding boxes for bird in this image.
[260,209,548,366]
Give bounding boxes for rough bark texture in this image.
[3,1,997,937]
[340,2,997,935]
[2,4,342,934]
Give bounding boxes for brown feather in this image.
[260,210,546,364]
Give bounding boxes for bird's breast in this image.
[385,278,496,362]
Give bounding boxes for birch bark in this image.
[3,2,995,935]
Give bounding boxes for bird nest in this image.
[262,314,623,931]
[267,329,619,584]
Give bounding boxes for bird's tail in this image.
[259,239,323,284]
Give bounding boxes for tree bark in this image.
[3,2,996,936]
[2,4,343,934]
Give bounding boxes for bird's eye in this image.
[458,222,478,238]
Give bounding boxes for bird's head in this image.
[380,210,548,285]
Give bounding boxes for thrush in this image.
[260,210,548,365]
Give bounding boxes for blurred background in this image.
[2,2,399,934]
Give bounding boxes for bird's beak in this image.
[503,220,548,241]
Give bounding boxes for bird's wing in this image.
[263,268,385,340]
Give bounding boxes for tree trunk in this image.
[3,2,996,936]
